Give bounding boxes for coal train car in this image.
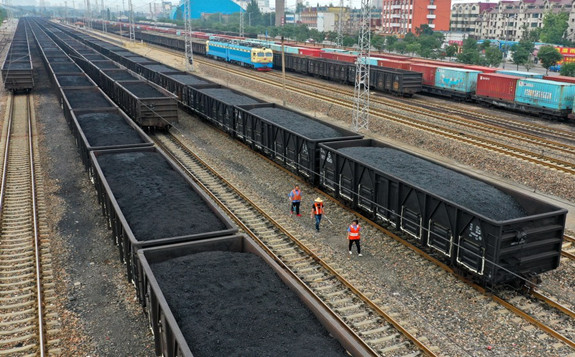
[2,19,34,92]
[41,20,567,288]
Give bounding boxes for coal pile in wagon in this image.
[97,151,227,241]
[339,147,526,220]
[56,75,93,87]
[103,70,138,81]
[249,107,348,139]
[91,61,120,69]
[165,73,210,86]
[142,64,180,73]
[49,63,82,73]
[75,112,146,146]
[151,250,347,356]
[120,82,167,98]
[198,88,262,105]
[63,89,115,109]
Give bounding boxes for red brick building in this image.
[381,0,451,35]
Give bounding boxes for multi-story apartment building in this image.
[469,0,574,42]
[450,2,496,33]
[380,0,450,35]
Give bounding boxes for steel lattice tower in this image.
[86,0,92,29]
[336,0,344,47]
[352,0,371,132]
[239,0,245,38]
[184,0,194,71]
[128,0,135,42]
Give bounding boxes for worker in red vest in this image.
[288,185,302,216]
[310,197,324,232]
[347,219,362,256]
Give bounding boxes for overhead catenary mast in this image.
[239,0,245,38]
[336,0,344,47]
[184,0,194,71]
[351,0,371,132]
[128,0,135,42]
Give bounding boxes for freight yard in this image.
[2,16,575,357]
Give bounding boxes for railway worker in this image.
[310,197,324,232]
[347,219,362,256]
[289,185,302,216]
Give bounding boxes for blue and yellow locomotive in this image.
[206,37,273,71]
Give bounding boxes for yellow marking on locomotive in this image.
[251,48,273,64]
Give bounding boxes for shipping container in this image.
[370,53,412,61]
[514,78,575,110]
[89,147,237,283]
[357,56,379,66]
[377,59,410,70]
[475,73,519,102]
[318,139,566,285]
[319,51,357,63]
[408,63,438,86]
[299,47,322,57]
[409,58,464,68]
[462,65,497,73]
[137,235,370,357]
[495,70,543,78]
[234,103,363,182]
[434,67,481,93]
[543,75,575,84]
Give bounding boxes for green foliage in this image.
[484,46,503,67]
[371,35,385,51]
[445,44,458,58]
[246,0,263,26]
[540,12,569,45]
[479,40,491,51]
[511,47,529,69]
[393,41,407,54]
[406,42,421,55]
[403,32,417,43]
[0,8,5,24]
[385,36,397,48]
[537,45,563,74]
[560,63,575,77]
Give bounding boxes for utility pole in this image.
[184,0,194,71]
[336,0,344,47]
[86,0,92,29]
[128,0,135,41]
[239,0,244,38]
[352,0,371,132]
[102,0,107,31]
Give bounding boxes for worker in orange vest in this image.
[288,185,302,216]
[347,219,362,256]
[310,197,324,232]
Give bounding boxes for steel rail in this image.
[153,133,438,357]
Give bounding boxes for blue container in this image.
[434,67,481,93]
[514,78,575,110]
[495,70,543,79]
[322,48,348,53]
[284,46,300,54]
[357,57,379,66]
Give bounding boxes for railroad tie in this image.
[366,333,400,345]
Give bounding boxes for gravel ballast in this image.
[249,107,350,139]
[75,111,147,147]
[96,151,228,241]
[151,250,347,356]
[338,147,527,220]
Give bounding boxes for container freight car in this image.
[495,70,543,79]
[233,103,362,181]
[138,235,369,357]
[1,20,34,92]
[318,139,566,286]
[514,78,575,113]
[427,68,481,99]
[90,146,237,283]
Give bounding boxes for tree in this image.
[484,46,503,67]
[415,24,434,36]
[457,38,482,64]
[537,45,563,75]
[445,44,458,58]
[403,32,417,44]
[393,41,407,54]
[479,40,491,51]
[511,47,529,70]
[385,36,397,49]
[406,42,421,56]
[371,35,385,51]
[560,63,575,77]
[540,12,569,45]
[246,0,263,26]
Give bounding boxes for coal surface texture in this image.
[120,82,165,98]
[97,151,227,241]
[91,61,120,69]
[103,70,138,81]
[143,64,179,73]
[75,112,146,147]
[165,73,209,85]
[339,147,526,220]
[250,107,348,139]
[151,250,347,356]
[199,88,261,105]
[63,89,114,109]
[50,63,82,73]
[56,75,93,87]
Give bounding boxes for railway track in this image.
[153,132,437,357]
[0,93,60,355]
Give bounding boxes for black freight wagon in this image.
[89,147,237,285]
[1,21,34,92]
[318,139,567,285]
[185,85,268,131]
[114,80,179,129]
[156,71,214,101]
[137,235,372,357]
[234,103,363,182]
